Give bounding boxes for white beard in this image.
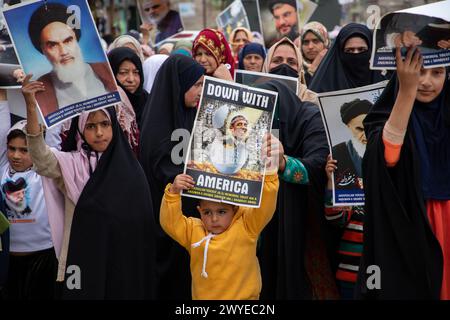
[149,7,169,25]
[53,46,86,84]
[351,136,366,159]
[5,195,28,214]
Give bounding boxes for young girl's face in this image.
[416,67,446,103]
[197,200,238,234]
[7,137,33,172]
[83,111,113,153]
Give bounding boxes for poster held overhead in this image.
[2,0,120,128]
[0,0,23,89]
[216,0,250,42]
[371,0,450,70]
[182,76,277,208]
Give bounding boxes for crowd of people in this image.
[0,0,449,302]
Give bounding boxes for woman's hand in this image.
[213,64,233,81]
[262,133,285,173]
[169,174,195,194]
[21,74,44,107]
[309,48,328,74]
[396,46,422,96]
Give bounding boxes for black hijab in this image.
[60,107,156,299]
[256,80,339,299]
[108,47,148,127]
[139,54,205,299]
[356,72,449,299]
[309,23,386,93]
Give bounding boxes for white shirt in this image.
[0,101,53,252]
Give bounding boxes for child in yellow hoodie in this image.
[160,135,280,300]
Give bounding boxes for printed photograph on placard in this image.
[136,0,184,45]
[371,1,450,70]
[318,82,387,206]
[216,0,250,42]
[183,76,277,207]
[2,0,120,128]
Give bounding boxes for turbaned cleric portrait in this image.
[27,2,116,118]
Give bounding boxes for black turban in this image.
[340,99,372,125]
[269,0,297,13]
[2,178,27,194]
[28,2,81,53]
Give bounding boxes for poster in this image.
[0,0,24,89]
[216,0,250,42]
[136,0,184,45]
[371,0,450,70]
[183,76,277,207]
[235,69,298,95]
[3,0,120,128]
[258,0,314,48]
[298,0,317,29]
[318,81,387,206]
[241,0,263,36]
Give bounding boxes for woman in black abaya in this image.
[257,80,340,299]
[356,47,450,299]
[309,23,387,93]
[108,47,149,128]
[139,55,205,299]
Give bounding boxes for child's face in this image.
[197,200,238,234]
[83,110,113,153]
[7,137,33,172]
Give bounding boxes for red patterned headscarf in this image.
[192,28,235,78]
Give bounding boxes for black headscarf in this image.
[256,80,340,299]
[309,23,386,93]
[60,107,156,299]
[108,47,148,128]
[139,54,205,299]
[356,71,449,299]
[238,43,266,70]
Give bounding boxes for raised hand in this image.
[21,74,45,107]
[396,46,423,95]
[169,174,195,194]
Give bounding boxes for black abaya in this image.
[256,80,339,299]
[61,108,156,299]
[356,75,446,299]
[139,55,205,299]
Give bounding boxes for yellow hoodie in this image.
[160,173,279,300]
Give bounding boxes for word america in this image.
[197,174,249,194]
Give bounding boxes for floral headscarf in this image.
[263,37,318,105]
[300,21,330,69]
[192,28,235,78]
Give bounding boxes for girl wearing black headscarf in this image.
[139,55,205,299]
[23,75,156,299]
[357,46,450,299]
[256,80,340,299]
[309,23,387,93]
[108,47,148,128]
